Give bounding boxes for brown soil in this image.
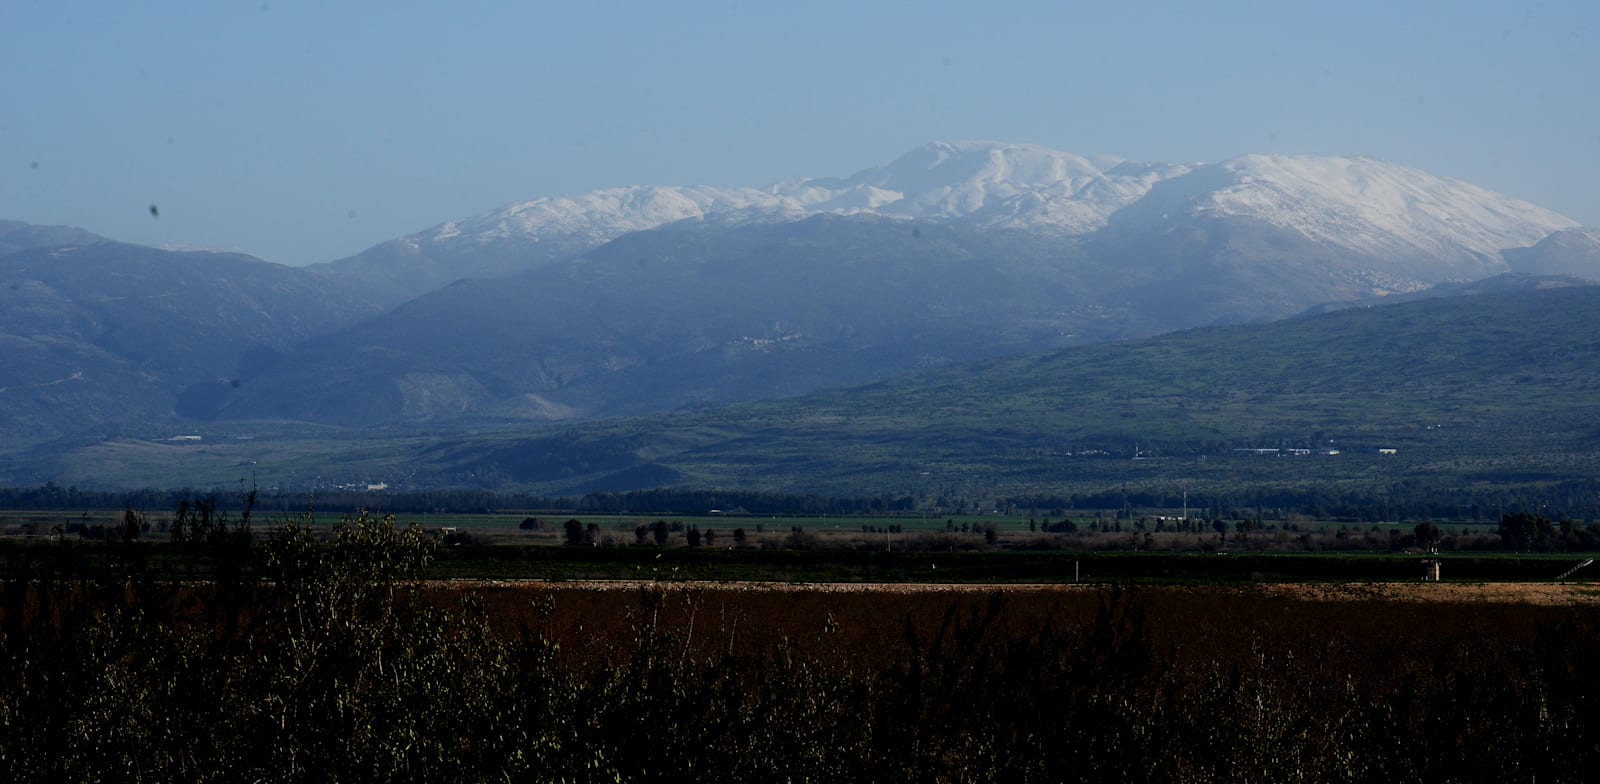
[1253,581,1600,604]
[429,579,1600,604]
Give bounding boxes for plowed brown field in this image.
[433,579,1600,604]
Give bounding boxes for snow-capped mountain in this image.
[425,185,795,249]
[775,141,1183,233]
[428,140,1576,247]
[406,141,1184,246]
[7,141,1596,451]
[316,140,1584,309]
[1123,154,1576,275]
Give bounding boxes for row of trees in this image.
[529,516,753,549]
[0,483,569,514]
[9,481,1600,528]
[1005,479,1600,525]
[1495,511,1600,551]
[527,511,1594,554]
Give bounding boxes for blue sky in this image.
[3,0,1596,265]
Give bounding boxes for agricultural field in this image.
[3,513,1599,781]
[2,505,1600,782]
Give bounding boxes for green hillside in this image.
[465,283,1600,499]
[19,285,1600,510]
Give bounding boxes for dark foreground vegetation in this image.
[3,510,1600,781]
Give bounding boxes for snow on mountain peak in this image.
[424,185,798,246]
[782,140,1176,233]
[849,140,1107,193]
[401,142,1578,274]
[1195,153,1578,262]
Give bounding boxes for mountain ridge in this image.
[210,133,1600,428]
[313,141,1582,307]
[0,236,380,447]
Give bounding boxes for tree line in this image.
[1004,478,1600,524]
[7,480,1600,530]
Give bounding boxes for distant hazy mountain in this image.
[1502,228,1600,278]
[419,283,1600,496]
[219,142,1594,429]
[0,219,109,257]
[1298,271,1596,316]
[26,284,1599,496]
[7,143,1596,455]
[0,234,378,447]
[314,141,1580,308]
[310,142,1167,308]
[217,216,1149,425]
